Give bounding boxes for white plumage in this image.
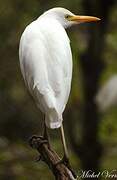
[19,8,73,129]
[19,7,100,129]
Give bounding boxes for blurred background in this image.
[0,0,117,179]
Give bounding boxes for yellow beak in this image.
[69,15,101,23]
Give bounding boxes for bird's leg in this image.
[29,116,51,162]
[60,123,69,164]
[43,116,51,149]
[57,124,77,178]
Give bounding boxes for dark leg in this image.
[43,116,51,149]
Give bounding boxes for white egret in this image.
[19,7,100,162]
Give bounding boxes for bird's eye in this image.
[65,15,71,20]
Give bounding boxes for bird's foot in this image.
[55,155,70,167]
[35,154,42,162]
[62,155,70,166]
[29,135,49,163]
[55,155,77,178]
[29,135,49,149]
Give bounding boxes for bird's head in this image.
[42,7,101,28]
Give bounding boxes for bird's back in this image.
[19,17,72,128]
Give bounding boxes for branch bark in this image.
[29,135,77,180]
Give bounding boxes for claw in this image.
[54,156,77,179]
[29,135,48,149]
[62,155,70,166]
[54,156,69,167]
[35,155,42,162]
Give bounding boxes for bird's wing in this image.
[19,19,72,128]
[19,24,56,111]
[41,18,72,114]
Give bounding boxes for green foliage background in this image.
[0,0,117,179]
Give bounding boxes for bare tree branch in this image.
[29,135,77,180]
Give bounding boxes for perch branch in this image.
[29,135,77,180]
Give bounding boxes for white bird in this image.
[95,75,117,112]
[19,7,100,162]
